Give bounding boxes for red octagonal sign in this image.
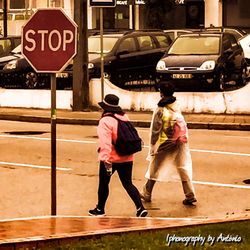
[22,8,77,73]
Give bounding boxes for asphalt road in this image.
[0,120,249,220]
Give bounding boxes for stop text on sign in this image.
[25,29,74,52]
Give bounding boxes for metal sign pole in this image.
[51,73,57,216]
[100,7,104,101]
[90,1,116,100]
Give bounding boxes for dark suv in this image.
[87,30,172,88]
[156,32,248,91]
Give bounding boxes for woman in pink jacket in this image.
[88,94,148,217]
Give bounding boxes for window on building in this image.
[94,5,129,30]
[10,0,25,9]
[50,0,64,8]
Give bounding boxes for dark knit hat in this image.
[159,81,175,97]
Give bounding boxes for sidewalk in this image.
[0,215,249,248]
[0,107,250,130]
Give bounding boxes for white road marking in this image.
[191,149,250,157]
[224,135,250,139]
[0,134,249,157]
[0,161,71,171]
[143,145,250,157]
[0,134,96,144]
[1,134,249,191]
[193,180,250,189]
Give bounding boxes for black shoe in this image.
[183,198,197,206]
[136,207,148,217]
[88,207,105,216]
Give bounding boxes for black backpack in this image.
[105,114,142,156]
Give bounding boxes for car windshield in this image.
[88,36,119,54]
[168,36,220,55]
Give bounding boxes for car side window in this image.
[223,34,239,52]
[164,32,174,41]
[14,38,21,48]
[228,35,239,50]
[225,29,241,40]
[117,38,137,54]
[138,36,156,51]
[0,39,12,57]
[155,35,172,48]
[223,36,232,52]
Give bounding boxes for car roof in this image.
[177,32,223,37]
[89,33,124,38]
[164,29,193,32]
[89,30,168,39]
[204,26,247,34]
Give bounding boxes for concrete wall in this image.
[89,79,250,114]
[0,88,72,109]
[204,0,222,27]
[0,79,250,114]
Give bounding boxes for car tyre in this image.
[218,72,226,91]
[238,65,248,87]
[25,72,39,89]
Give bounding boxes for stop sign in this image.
[22,8,77,73]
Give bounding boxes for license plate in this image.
[172,74,192,79]
[56,72,69,78]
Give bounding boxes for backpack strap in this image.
[103,113,119,120]
[102,113,120,145]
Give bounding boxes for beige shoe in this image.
[140,185,152,202]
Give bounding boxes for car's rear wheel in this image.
[25,72,39,88]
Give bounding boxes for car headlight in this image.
[156,60,166,71]
[88,63,94,69]
[3,60,18,70]
[198,60,215,70]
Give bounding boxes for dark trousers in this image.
[97,161,143,211]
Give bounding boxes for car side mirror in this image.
[117,50,129,57]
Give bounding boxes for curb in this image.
[188,122,250,131]
[0,114,250,130]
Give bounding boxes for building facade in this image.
[0,0,249,36]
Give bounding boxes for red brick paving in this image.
[0,215,249,248]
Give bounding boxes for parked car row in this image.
[0,27,249,91]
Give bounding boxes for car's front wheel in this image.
[237,65,248,87]
[218,72,226,91]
